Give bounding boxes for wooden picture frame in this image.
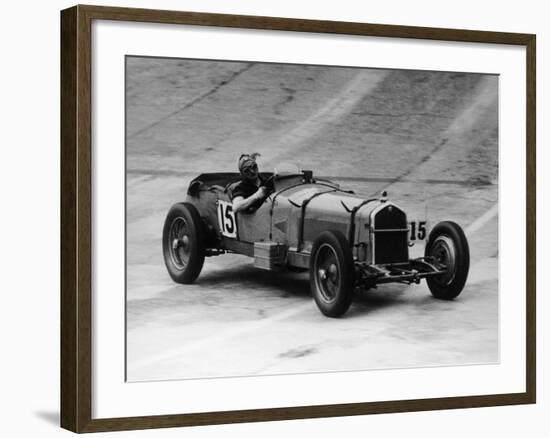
[61,4,536,433]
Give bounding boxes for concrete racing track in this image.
[125,57,499,382]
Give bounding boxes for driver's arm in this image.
[232,187,267,213]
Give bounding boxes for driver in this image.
[232,153,270,214]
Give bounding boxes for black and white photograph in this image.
[125,56,499,382]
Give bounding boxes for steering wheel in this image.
[261,174,276,194]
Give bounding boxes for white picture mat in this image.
[92,20,526,419]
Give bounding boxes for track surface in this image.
[125,57,499,381]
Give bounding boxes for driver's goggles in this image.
[242,163,258,176]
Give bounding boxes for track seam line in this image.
[125,168,495,187]
[375,76,498,195]
[261,70,388,166]
[464,203,498,236]
[128,63,255,139]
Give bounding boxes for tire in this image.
[162,202,205,284]
[425,221,470,300]
[310,230,355,317]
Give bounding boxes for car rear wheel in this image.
[425,221,469,300]
[310,231,355,317]
[162,202,205,284]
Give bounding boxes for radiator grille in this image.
[373,204,408,264]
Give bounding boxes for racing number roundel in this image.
[217,200,237,238]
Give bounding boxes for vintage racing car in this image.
[162,170,469,317]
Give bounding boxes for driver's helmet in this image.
[238,153,260,180]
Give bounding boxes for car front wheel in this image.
[425,221,470,300]
[310,230,355,317]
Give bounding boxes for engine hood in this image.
[280,183,382,224]
[271,182,402,255]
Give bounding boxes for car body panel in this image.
[184,171,410,269]
[236,201,272,243]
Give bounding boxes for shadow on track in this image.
[197,264,311,298]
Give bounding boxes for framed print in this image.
[60,4,536,433]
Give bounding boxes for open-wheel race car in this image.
[162,170,470,317]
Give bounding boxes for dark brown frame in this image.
[61,4,536,433]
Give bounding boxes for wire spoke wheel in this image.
[314,244,341,303]
[310,230,354,317]
[169,217,191,270]
[425,221,469,300]
[430,235,457,285]
[162,203,205,284]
